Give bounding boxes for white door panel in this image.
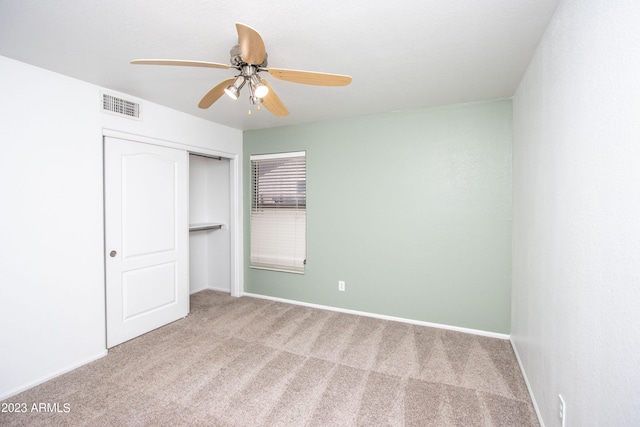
[122,154,177,258]
[122,261,177,320]
[105,137,189,348]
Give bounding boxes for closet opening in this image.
[188,153,232,294]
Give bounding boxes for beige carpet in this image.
[1,291,538,426]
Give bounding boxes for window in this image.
[250,151,306,273]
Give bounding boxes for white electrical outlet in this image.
[338,280,345,291]
[558,394,566,427]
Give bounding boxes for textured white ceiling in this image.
[0,0,560,130]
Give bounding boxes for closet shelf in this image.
[189,223,224,232]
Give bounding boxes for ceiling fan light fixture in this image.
[223,85,239,100]
[224,76,245,100]
[249,75,269,98]
[255,84,269,98]
[248,79,263,106]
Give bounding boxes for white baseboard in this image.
[243,292,510,340]
[510,338,545,427]
[191,286,231,295]
[0,350,108,401]
[189,286,208,295]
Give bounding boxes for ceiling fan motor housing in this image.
[229,44,268,68]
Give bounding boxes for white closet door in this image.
[104,136,189,348]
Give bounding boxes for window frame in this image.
[249,151,306,274]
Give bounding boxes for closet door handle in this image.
[110,250,117,258]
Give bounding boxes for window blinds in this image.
[250,151,306,273]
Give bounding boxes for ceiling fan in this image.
[131,23,352,117]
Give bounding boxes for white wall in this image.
[0,55,242,399]
[512,1,640,426]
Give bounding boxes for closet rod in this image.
[189,152,223,161]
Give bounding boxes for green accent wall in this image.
[244,100,512,333]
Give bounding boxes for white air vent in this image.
[101,93,141,120]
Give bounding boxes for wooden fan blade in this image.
[131,59,231,69]
[261,79,289,117]
[199,78,235,109]
[267,68,352,86]
[236,23,267,65]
